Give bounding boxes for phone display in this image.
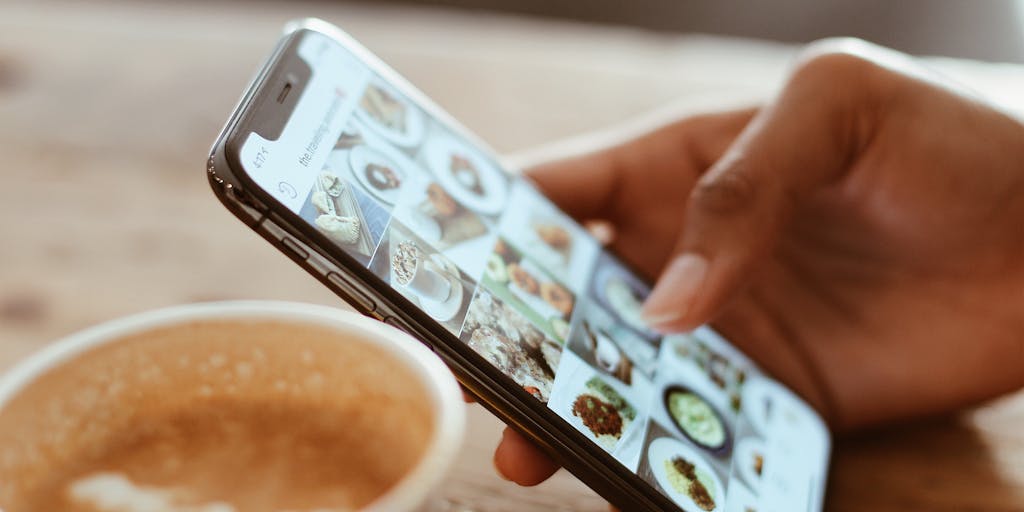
[221,25,830,512]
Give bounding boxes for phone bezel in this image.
[208,18,830,512]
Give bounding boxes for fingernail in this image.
[641,253,708,329]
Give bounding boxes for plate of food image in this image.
[648,436,725,512]
[484,253,510,284]
[506,261,574,320]
[348,144,420,206]
[663,385,732,455]
[740,377,776,437]
[423,135,509,216]
[670,333,756,414]
[310,171,373,257]
[467,326,554,402]
[533,222,572,256]
[734,437,766,491]
[582,321,633,385]
[461,290,557,402]
[356,78,425,147]
[568,376,637,452]
[525,220,574,270]
[593,264,657,340]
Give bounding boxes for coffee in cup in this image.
[0,302,464,512]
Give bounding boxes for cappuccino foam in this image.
[0,319,434,512]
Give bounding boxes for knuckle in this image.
[787,38,895,127]
[691,167,756,217]
[789,38,901,97]
[803,37,874,58]
[794,44,879,86]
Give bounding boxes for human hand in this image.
[490,38,1024,485]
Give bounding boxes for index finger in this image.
[524,147,622,221]
[523,109,756,222]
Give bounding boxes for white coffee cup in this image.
[393,245,453,302]
[0,301,465,512]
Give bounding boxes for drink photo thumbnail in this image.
[369,219,474,333]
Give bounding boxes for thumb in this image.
[641,48,883,332]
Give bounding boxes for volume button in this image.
[326,272,376,312]
[280,237,309,260]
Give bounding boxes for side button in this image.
[280,237,309,260]
[326,272,376,313]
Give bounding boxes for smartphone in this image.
[207,19,831,512]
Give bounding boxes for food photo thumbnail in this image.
[637,421,726,512]
[483,238,575,343]
[588,253,661,343]
[459,287,563,402]
[299,170,389,265]
[547,351,649,469]
[497,181,599,292]
[566,298,659,386]
[392,177,496,282]
[330,119,428,210]
[356,76,426,148]
[421,125,511,218]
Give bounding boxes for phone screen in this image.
[234,28,830,512]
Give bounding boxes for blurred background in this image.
[1,1,1023,511]
[382,0,1024,62]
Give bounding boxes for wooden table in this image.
[1,2,1022,510]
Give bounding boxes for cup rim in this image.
[0,300,466,512]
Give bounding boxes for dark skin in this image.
[485,39,1024,487]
